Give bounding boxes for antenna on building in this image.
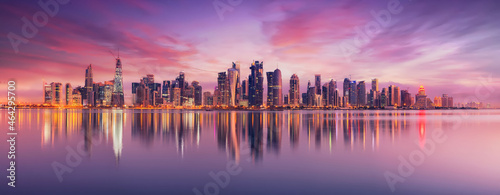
[118,48,120,58]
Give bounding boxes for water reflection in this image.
[28,109,451,163]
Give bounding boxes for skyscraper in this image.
[343,78,350,99]
[357,81,366,106]
[272,68,282,106]
[315,74,321,95]
[51,82,63,105]
[242,79,248,100]
[192,81,202,106]
[289,74,300,106]
[162,80,171,104]
[372,78,379,92]
[349,81,357,106]
[414,85,433,109]
[394,86,400,107]
[176,72,185,105]
[232,62,241,104]
[43,82,52,104]
[266,71,274,106]
[388,85,395,106]
[112,57,124,107]
[84,64,93,104]
[249,61,264,107]
[228,67,239,106]
[328,79,336,106]
[218,72,228,106]
[65,83,72,106]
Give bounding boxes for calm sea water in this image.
[1,109,500,195]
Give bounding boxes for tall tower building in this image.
[232,62,241,104]
[112,56,124,107]
[266,71,274,106]
[289,74,300,106]
[43,82,52,104]
[328,79,336,106]
[349,81,357,106]
[343,78,351,98]
[357,81,366,106]
[192,81,202,106]
[217,72,228,106]
[372,78,379,92]
[242,79,248,100]
[65,83,72,106]
[315,74,321,95]
[248,61,264,107]
[51,82,63,105]
[272,68,282,106]
[84,64,93,103]
[228,67,239,106]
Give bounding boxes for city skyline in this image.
[1,0,499,106]
[36,58,489,109]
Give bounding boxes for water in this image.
[1,109,500,195]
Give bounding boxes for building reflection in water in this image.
[33,109,434,163]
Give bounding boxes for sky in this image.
[0,0,499,106]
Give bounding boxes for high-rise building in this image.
[328,79,336,106]
[381,88,387,107]
[84,64,93,104]
[394,86,400,107]
[217,72,228,106]
[414,86,434,109]
[388,85,396,106]
[349,81,357,106]
[241,79,248,100]
[372,78,379,92]
[322,83,329,106]
[192,81,202,106]
[289,74,300,106]
[71,89,82,106]
[434,96,442,107]
[232,62,241,104]
[227,67,239,106]
[135,79,150,106]
[266,72,274,106]
[162,81,171,104]
[357,81,366,106]
[401,90,412,108]
[51,82,63,105]
[442,94,454,108]
[343,78,351,98]
[248,61,264,107]
[65,83,72,106]
[112,57,124,107]
[176,72,185,105]
[315,74,321,95]
[173,87,181,106]
[43,82,52,104]
[203,91,213,106]
[272,68,283,106]
[131,82,140,106]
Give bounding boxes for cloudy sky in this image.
[0,0,499,106]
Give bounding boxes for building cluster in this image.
[131,72,202,107]
[42,56,465,109]
[43,57,125,107]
